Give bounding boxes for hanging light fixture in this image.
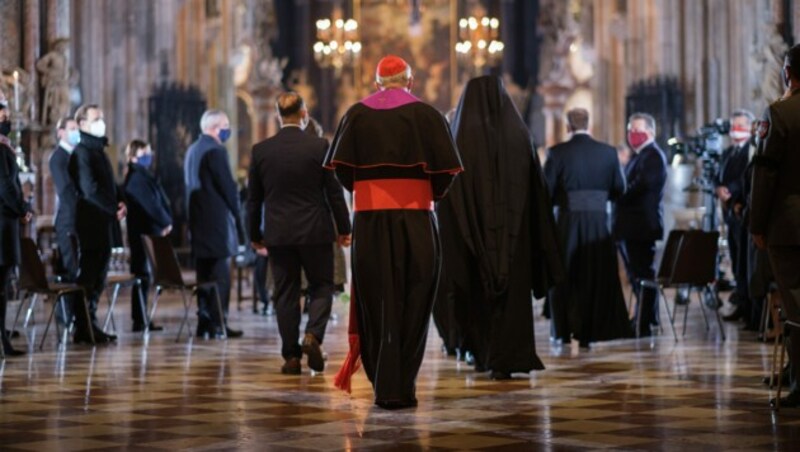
[455,13,504,75]
[313,9,361,72]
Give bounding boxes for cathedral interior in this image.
[1,0,800,450]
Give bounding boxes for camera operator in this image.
[716,110,756,325]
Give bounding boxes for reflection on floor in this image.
[1,290,798,451]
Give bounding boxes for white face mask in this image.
[88,119,106,137]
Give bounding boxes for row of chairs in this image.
[630,229,727,341]
[7,235,225,353]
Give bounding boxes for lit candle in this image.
[13,71,20,112]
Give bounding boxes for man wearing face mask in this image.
[184,109,245,338]
[49,117,81,326]
[247,92,351,374]
[68,104,125,344]
[716,110,756,325]
[123,139,172,332]
[751,44,800,408]
[614,112,668,337]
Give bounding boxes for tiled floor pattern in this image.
[1,291,799,451]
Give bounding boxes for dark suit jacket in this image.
[68,132,119,251]
[49,145,78,234]
[184,134,243,259]
[0,143,30,266]
[717,141,752,214]
[613,142,668,242]
[124,162,172,239]
[751,89,800,245]
[544,133,626,207]
[247,127,351,247]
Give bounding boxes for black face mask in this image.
[0,119,11,137]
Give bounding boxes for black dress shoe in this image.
[2,338,25,356]
[225,326,244,338]
[74,329,116,345]
[133,323,164,332]
[281,357,301,375]
[770,390,800,409]
[302,333,325,372]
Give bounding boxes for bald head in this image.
[276,92,308,127]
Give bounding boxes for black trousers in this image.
[254,255,270,306]
[129,237,150,327]
[196,257,231,328]
[769,245,800,394]
[54,228,78,325]
[619,239,658,331]
[269,244,333,360]
[76,246,111,325]
[725,215,751,308]
[1,265,14,350]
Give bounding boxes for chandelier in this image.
[455,14,504,74]
[313,11,361,72]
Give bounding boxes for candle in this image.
[13,71,19,112]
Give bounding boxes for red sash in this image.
[353,179,434,212]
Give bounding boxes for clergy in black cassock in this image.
[325,55,463,409]
[544,108,633,347]
[435,75,562,380]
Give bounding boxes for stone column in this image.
[0,0,22,70]
[46,0,71,43]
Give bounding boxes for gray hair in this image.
[731,109,755,123]
[376,67,412,87]
[200,109,228,133]
[628,112,657,135]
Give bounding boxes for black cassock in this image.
[325,88,462,405]
[434,76,562,376]
[544,134,633,343]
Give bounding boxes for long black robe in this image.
[544,134,633,343]
[325,88,463,404]
[435,75,562,375]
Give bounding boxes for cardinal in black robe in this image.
[544,109,633,347]
[325,55,463,409]
[435,75,563,379]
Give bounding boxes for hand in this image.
[251,241,268,256]
[752,233,767,250]
[116,202,127,221]
[715,186,731,202]
[21,211,33,224]
[161,225,173,237]
[338,234,352,247]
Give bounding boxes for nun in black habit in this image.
[435,75,563,379]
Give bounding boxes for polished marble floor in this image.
[1,287,799,451]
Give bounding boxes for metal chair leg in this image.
[11,292,30,334]
[23,293,39,328]
[176,288,191,342]
[695,287,711,331]
[103,283,121,333]
[707,285,726,341]
[770,328,782,389]
[659,287,678,341]
[776,327,787,411]
[635,283,643,338]
[40,296,60,351]
[681,289,691,337]
[213,285,227,340]
[148,286,162,336]
[80,292,95,345]
[135,279,148,335]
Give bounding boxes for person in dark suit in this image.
[751,44,800,408]
[248,92,351,374]
[0,97,33,356]
[68,104,124,344]
[123,139,172,332]
[717,110,756,323]
[614,112,668,337]
[184,109,245,338]
[545,108,631,347]
[49,117,81,326]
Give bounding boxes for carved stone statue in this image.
[36,38,77,127]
